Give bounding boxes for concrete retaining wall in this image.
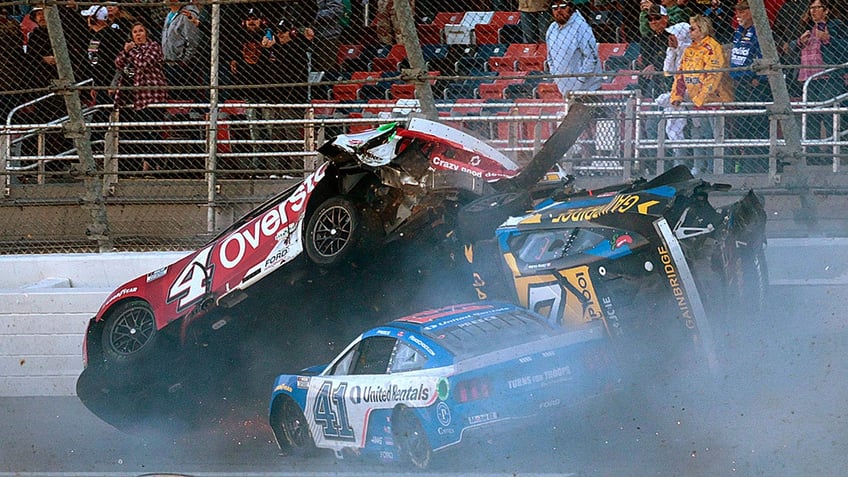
[0,252,187,397]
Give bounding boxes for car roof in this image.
[390,302,558,358]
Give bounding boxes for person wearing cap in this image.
[639,5,675,99]
[160,0,201,102]
[81,4,124,105]
[640,5,693,163]
[226,6,281,173]
[728,0,770,172]
[546,1,602,95]
[670,14,733,174]
[640,0,689,37]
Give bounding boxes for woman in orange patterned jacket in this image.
[671,14,733,174]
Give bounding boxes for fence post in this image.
[206,2,222,235]
[44,5,113,252]
[394,0,439,120]
[749,0,814,223]
[622,94,636,180]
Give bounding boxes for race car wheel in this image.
[275,397,317,456]
[392,406,432,470]
[305,196,380,267]
[458,191,532,243]
[101,300,158,364]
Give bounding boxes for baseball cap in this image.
[648,5,669,17]
[243,7,264,19]
[80,5,108,21]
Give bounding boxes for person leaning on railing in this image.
[670,14,733,175]
[114,22,168,172]
[789,0,848,164]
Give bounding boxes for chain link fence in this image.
[1,0,847,253]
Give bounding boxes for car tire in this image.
[458,191,532,243]
[305,196,381,267]
[101,300,158,364]
[274,397,318,457]
[392,406,432,470]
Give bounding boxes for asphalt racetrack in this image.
[2,238,848,476]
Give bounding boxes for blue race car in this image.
[268,301,617,469]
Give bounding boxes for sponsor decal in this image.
[546,194,643,225]
[468,411,498,425]
[436,402,451,426]
[409,334,436,356]
[602,296,623,336]
[539,398,561,409]
[613,234,633,250]
[437,378,450,401]
[263,247,289,268]
[507,366,573,390]
[106,286,138,305]
[146,267,168,282]
[296,376,310,389]
[349,384,431,404]
[657,245,695,329]
[274,383,293,393]
[218,164,326,270]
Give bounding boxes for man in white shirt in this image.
[545,0,602,96]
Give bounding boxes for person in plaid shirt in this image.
[114,22,168,171]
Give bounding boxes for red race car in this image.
[81,118,540,369]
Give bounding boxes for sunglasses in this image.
[648,15,664,20]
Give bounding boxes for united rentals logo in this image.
[349,384,431,404]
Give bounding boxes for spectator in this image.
[671,14,733,174]
[311,0,345,73]
[57,0,89,79]
[114,22,167,172]
[546,1,602,95]
[228,6,278,173]
[547,0,601,160]
[105,2,136,32]
[729,0,770,172]
[1,12,23,119]
[81,5,124,106]
[271,17,316,171]
[703,0,734,44]
[789,0,848,164]
[161,0,201,102]
[24,8,56,87]
[519,0,552,44]
[639,5,675,99]
[659,21,693,160]
[640,0,689,37]
[774,0,810,96]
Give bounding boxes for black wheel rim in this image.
[282,400,311,448]
[397,411,430,467]
[107,305,155,355]
[312,205,353,258]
